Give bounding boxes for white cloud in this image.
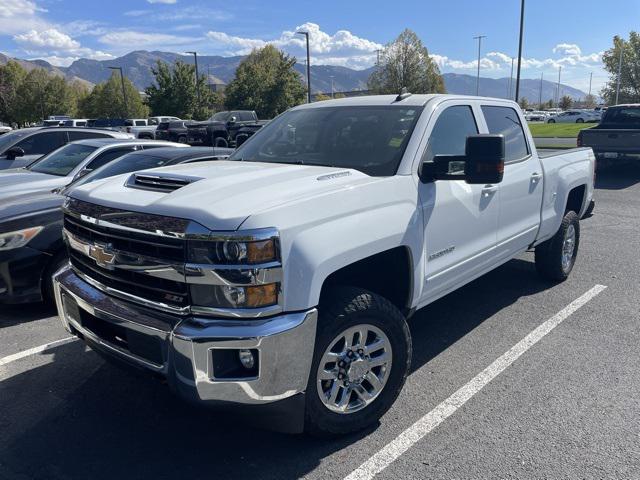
[99,30,200,47]
[553,43,581,56]
[0,0,46,17]
[206,22,383,68]
[147,0,177,4]
[14,29,80,50]
[0,0,50,34]
[124,10,149,17]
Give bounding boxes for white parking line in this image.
[345,284,607,480]
[0,337,78,367]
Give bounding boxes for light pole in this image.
[508,57,515,99]
[186,51,201,111]
[588,72,593,97]
[473,35,486,96]
[514,0,525,103]
[556,66,562,107]
[615,42,623,105]
[538,72,544,108]
[108,66,128,118]
[296,31,311,103]
[375,49,382,66]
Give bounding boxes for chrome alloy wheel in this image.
[562,224,576,272]
[316,324,392,414]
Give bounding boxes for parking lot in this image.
[1,163,639,479]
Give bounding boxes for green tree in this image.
[224,45,306,118]
[0,61,27,126]
[518,97,529,110]
[559,95,573,110]
[80,72,148,118]
[14,69,78,124]
[601,32,640,104]
[545,99,554,110]
[145,60,215,119]
[314,93,331,101]
[368,29,445,95]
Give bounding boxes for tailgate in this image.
[581,129,640,151]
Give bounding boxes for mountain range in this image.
[0,50,589,103]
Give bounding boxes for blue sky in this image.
[2,0,638,93]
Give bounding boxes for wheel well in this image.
[565,185,586,214]
[320,247,412,313]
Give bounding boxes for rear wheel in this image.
[214,137,228,148]
[547,119,556,123]
[535,211,580,281]
[177,135,187,143]
[576,118,584,123]
[304,287,411,437]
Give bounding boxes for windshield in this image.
[228,106,423,176]
[68,152,184,188]
[28,143,97,176]
[210,112,231,122]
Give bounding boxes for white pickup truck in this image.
[53,94,595,436]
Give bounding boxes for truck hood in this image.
[0,169,69,199]
[68,160,380,231]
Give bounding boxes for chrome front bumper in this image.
[53,266,317,406]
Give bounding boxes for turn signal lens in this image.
[246,239,276,264]
[245,283,278,307]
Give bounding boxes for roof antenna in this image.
[395,87,412,102]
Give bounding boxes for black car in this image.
[186,110,267,147]
[155,120,191,143]
[0,127,132,170]
[0,146,233,305]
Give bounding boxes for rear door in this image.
[418,102,501,303]
[481,105,543,258]
[10,130,68,168]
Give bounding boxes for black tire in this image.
[177,135,187,143]
[304,287,411,437]
[576,118,584,123]
[214,137,228,148]
[42,251,69,304]
[535,210,580,282]
[548,119,556,123]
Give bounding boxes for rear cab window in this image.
[481,105,530,162]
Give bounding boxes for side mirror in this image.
[227,116,237,125]
[73,169,92,180]
[5,146,25,160]
[463,135,505,184]
[419,134,504,185]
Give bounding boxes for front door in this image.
[418,103,501,305]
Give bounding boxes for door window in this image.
[84,146,138,171]
[422,105,478,173]
[481,106,529,162]
[15,131,67,155]
[68,131,110,141]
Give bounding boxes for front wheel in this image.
[535,210,580,281]
[305,287,411,437]
[547,119,556,123]
[576,118,584,123]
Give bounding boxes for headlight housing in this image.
[186,228,282,315]
[0,226,44,251]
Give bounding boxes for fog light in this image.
[238,349,255,369]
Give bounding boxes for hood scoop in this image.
[126,172,202,193]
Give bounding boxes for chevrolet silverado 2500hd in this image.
[53,94,595,436]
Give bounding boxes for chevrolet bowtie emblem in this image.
[88,243,116,269]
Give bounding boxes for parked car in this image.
[53,94,595,435]
[148,116,181,126]
[0,127,133,170]
[234,123,266,146]
[0,146,231,305]
[0,125,12,135]
[578,104,640,163]
[186,110,267,147]
[547,110,593,123]
[155,120,191,143]
[125,119,158,139]
[0,138,186,200]
[524,111,549,122]
[87,118,128,131]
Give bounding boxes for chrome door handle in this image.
[531,172,543,183]
[482,185,498,197]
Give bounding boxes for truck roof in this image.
[292,94,516,109]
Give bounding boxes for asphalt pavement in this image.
[1,163,639,480]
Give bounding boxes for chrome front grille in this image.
[63,199,191,313]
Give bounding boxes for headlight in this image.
[190,283,279,309]
[0,226,44,251]
[187,230,278,265]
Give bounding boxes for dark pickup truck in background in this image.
[186,110,267,147]
[578,104,640,162]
